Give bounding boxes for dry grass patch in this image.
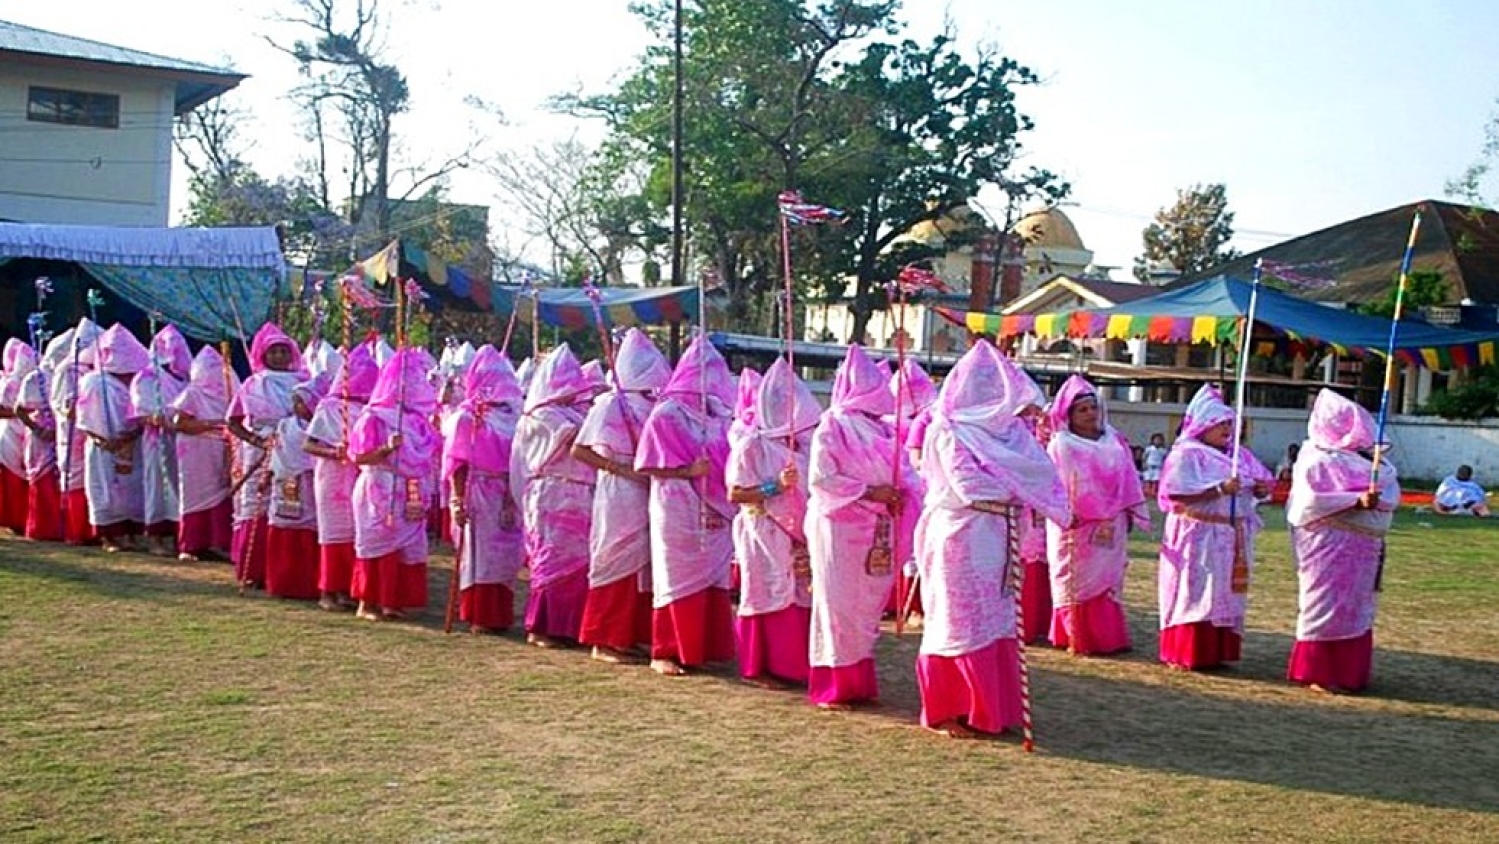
[1,508,1496,843]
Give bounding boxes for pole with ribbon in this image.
[1224,260,1265,592]
[889,263,948,636]
[26,279,61,539]
[1371,211,1423,488]
[145,311,179,553]
[500,274,535,358]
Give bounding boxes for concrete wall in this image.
[1107,402,1499,485]
[0,63,175,225]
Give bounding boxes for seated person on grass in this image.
[1433,465,1490,517]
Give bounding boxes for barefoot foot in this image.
[650,658,688,677]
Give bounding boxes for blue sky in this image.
[8,0,1498,274]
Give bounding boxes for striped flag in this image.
[778,190,845,226]
[895,263,950,294]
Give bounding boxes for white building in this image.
[804,202,1102,353]
[0,19,243,226]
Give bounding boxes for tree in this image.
[270,0,479,245]
[1447,98,1499,208]
[1350,269,1450,318]
[564,0,1063,340]
[1134,183,1239,281]
[175,95,353,268]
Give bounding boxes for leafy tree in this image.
[1133,183,1239,281]
[270,0,480,243]
[1422,364,1499,419]
[564,0,1062,339]
[1447,98,1499,208]
[1351,269,1450,318]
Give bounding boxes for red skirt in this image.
[318,541,357,595]
[264,526,321,600]
[1,467,29,533]
[736,604,810,684]
[651,587,736,667]
[25,469,64,542]
[917,638,1024,735]
[1287,630,1373,693]
[579,576,653,651]
[808,659,879,707]
[1159,621,1242,670]
[351,551,428,611]
[1050,592,1132,655]
[62,488,93,545]
[1020,560,1052,644]
[232,516,269,587]
[524,567,589,641]
[178,500,233,556]
[461,583,515,631]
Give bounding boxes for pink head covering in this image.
[4,338,33,374]
[248,323,304,374]
[149,324,192,379]
[1181,384,1235,440]
[186,344,234,404]
[995,350,1045,416]
[523,343,589,412]
[293,371,332,412]
[612,328,671,393]
[330,342,379,402]
[734,368,763,430]
[1047,374,1104,435]
[98,324,150,375]
[831,344,893,417]
[464,344,524,408]
[581,360,607,397]
[891,359,937,420]
[1307,388,1377,453]
[367,348,439,416]
[755,358,821,440]
[937,341,1012,424]
[660,333,735,412]
[72,317,101,368]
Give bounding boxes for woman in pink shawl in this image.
[264,377,327,600]
[171,345,236,560]
[226,324,305,589]
[727,367,763,451]
[304,342,378,609]
[46,322,100,545]
[1156,385,1273,670]
[1046,375,1150,655]
[574,329,671,662]
[0,339,38,534]
[444,345,525,634]
[634,334,738,676]
[887,358,937,620]
[77,324,150,552]
[806,345,917,708]
[728,358,820,687]
[1285,389,1399,694]
[914,342,1069,737]
[15,340,63,542]
[349,348,439,620]
[129,324,191,555]
[510,343,596,646]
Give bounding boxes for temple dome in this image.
[1013,206,1086,251]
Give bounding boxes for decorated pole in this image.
[1007,506,1036,752]
[1371,211,1423,488]
[889,263,947,636]
[499,274,534,358]
[1228,259,1264,480]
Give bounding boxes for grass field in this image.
[1,509,1496,843]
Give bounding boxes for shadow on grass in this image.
[1032,668,1499,815]
[0,538,237,604]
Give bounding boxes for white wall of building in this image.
[1107,402,1499,484]
[0,63,176,225]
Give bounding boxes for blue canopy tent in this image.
[938,276,1499,369]
[0,223,283,344]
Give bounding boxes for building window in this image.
[26,86,120,129]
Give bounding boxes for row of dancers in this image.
[0,319,1397,740]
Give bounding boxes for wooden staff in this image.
[1007,505,1036,752]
